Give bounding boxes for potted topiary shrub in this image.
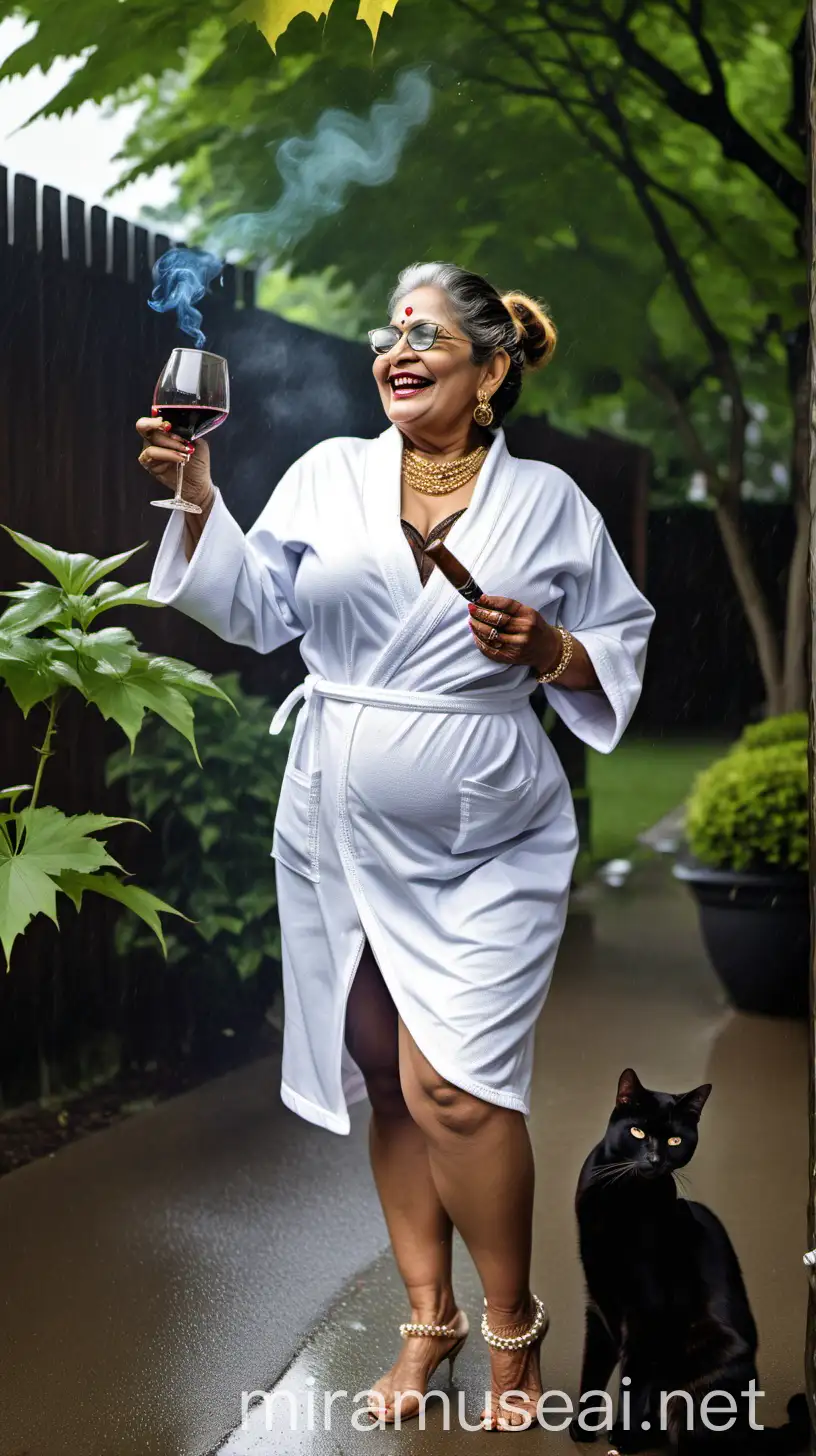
[735,711,807,752]
[673,728,808,1018]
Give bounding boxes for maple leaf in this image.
[356,0,400,45]
[236,0,400,51]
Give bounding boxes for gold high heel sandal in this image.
[480,1293,549,1432]
[367,1311,469,1425]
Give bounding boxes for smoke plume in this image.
[208,68,433,258]
[148,247,224,348]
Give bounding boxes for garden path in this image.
[0,861,807,1456]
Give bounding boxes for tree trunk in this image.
[805,5,816,1451]
[783,322,812,712]
[714,498,785,715]
[784,491,810,712]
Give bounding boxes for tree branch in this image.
[496,11,750,496]
[643,359,782,704]
[679,0,727,104]
[642,363,719,481]
[534,0,805,219]
[454,0,750,496]
[473,67,742,264]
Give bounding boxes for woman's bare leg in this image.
[398,1025,542,1430]
[344,941,466,1418]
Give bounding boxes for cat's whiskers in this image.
[588,1161,630,1183]
[589,1161,635,1188]
[609,1167,636,1187]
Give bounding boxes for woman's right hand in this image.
[135,416,214,510]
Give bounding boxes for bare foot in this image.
[367,1305,469,1424]
[480,1297,549,1431]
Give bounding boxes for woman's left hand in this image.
[467,595,560,675]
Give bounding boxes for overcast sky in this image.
[0,16,178,223]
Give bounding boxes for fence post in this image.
[90,205,108,274]
[41,186,62,260]
[13,173,36,252]
[111,216,129,280]
[66,196,86,267]
[0,166,7,252]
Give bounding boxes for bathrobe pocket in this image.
[272,766,321,882]
[453,773,537,857]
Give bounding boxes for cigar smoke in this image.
[146,70,431,345]
[148,246,224,348]
[207,67,433,258]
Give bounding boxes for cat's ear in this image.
[616,1068,645,1106]
[676,1084,712,1120]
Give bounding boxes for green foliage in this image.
[238,0,402,50]
[735,712,808,752]
[257,263,369,339]
[107,672,293,986]
[0,528,233,967]
[8,0,793,500]
[0,1,802,502]
[0,528,231,757]
[0,0,805,703]
[686,741,808,873]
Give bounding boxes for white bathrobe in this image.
[149,425,654,1134]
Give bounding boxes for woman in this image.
[138,262,655,1431]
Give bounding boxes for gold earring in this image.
[473,389,494,427]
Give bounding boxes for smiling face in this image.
[372,284,508,444]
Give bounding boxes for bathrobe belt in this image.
[269,672,539,781]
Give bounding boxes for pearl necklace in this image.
[402,443,489,496]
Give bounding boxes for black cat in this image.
[569,1068,809,1455]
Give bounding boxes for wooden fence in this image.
[0,170,655,1105]
[0,171,383,1104]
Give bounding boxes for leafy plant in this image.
[0,527,233,968]
[686,741,808,874]
[50,0,797,715]
[107,672,293,989]
[735,712,808,753]
[237,0,402,50]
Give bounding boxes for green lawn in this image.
[587,737,724,864]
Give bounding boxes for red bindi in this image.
[405,306,413,316]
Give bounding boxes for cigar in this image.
[423,539,485,603]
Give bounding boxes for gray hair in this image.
[388,261,555,423]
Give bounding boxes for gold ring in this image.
[488,626,500,645]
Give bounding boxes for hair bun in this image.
[501,291,557,370]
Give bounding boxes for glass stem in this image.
[174,457,186,504]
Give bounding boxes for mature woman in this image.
[138,262,654,1431]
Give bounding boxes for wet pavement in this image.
[0,1051,386,1456]
[0,860,809,1456]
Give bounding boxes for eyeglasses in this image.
[368,321,469,355]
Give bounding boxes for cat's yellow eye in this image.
[630,1127,646,1139]
[668,1136,682,1146]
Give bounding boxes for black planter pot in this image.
[673,858,810,1019]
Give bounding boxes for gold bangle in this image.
[536,626,573,685]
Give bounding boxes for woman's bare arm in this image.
[183,486,216,561]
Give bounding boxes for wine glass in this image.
[150,348,230,514]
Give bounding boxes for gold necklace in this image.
[402,443,489,497]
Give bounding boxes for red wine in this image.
[151,403,228,440]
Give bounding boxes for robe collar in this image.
[363,423,518,688]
